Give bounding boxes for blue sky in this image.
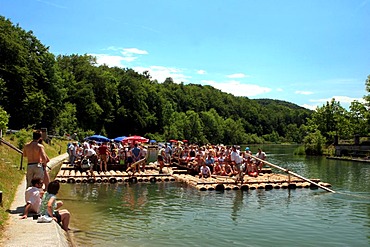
[1,0,369,110]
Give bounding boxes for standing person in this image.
[157,144,166,174]
[139,144,148,172]
[39,181,70,231]
[256,148,267,172]
[23,130,50,188]
[69,142,78,167]
[98,142,109,172]
[164,143,172,164]
[20,178,43,219]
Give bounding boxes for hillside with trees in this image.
[1,16,369,148]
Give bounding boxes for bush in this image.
[293,145,305,155]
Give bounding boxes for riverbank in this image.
[0,153,72,247]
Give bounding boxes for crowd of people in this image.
[157,142,267,182]
[21,130,70,231]
[67,140,148,174]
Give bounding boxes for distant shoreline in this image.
[326,156,370,163]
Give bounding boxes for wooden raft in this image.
[55,163,332,191]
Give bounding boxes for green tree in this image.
[303,130,326,155]
[0,106,9,134]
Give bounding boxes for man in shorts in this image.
[23,130,49,188]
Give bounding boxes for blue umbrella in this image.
[114,136,127,142]
[85,135,110,143]
[149,139,156,143]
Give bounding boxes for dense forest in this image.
[0,16,369,149]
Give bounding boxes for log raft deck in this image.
[55,160,332,191]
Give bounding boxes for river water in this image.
[58,145,370,247]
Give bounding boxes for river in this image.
[58,145,370,247]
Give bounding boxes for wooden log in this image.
[149,176,157,183]
[232,185,240,190]
[288,183,297,189]
[249,184,257,190]
[206,185,215,191]
[240,184,249,191]
[196,185,207,191]
[215,184,225,191]
[273,184,281,189]
[257,183,265,189]
[265,184,273,190]
[281,182,289,189]
[67,177,75,183]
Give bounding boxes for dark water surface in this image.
[58,145,370,247]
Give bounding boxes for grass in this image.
[0,133,69,236]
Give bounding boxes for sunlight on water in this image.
[58,145,370,247]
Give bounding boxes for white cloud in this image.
[301,104,318,110]
[226,73,249,79]
[89,53,127,67]
[276,88,283,92]
[134,66,191,83]
[295,90,314,95]
[310,96,365,104]
[91,47,149,66]
[302,96,366,110]
[197,70,206,75]
[121,48,148,55]
[201,80,271,97]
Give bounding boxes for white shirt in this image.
[85,148,96,157]
[25,186,42,213]
[200,165,211,175]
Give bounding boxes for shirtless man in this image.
[23,131,50,188]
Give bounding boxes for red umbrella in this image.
[122,135,149,144]
[169,139,178,143]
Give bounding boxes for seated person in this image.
[40,181,70,231]
[221,161,234,177]
[199,163,211,178]
[21,178,43,219]
[205,154,215,173]
[246,158,259,177]
[213,161,222,175]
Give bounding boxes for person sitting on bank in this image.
[199,162,211,178]
[40,181,71,231]
[21,178,44,219]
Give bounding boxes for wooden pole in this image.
[246,153,336,193]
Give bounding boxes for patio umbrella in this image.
[122,135,149,144]
[113,136,127,142]
[85,135,110,143]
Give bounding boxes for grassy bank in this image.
[0,134,69,236]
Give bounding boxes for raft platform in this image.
[56,162,332,191]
